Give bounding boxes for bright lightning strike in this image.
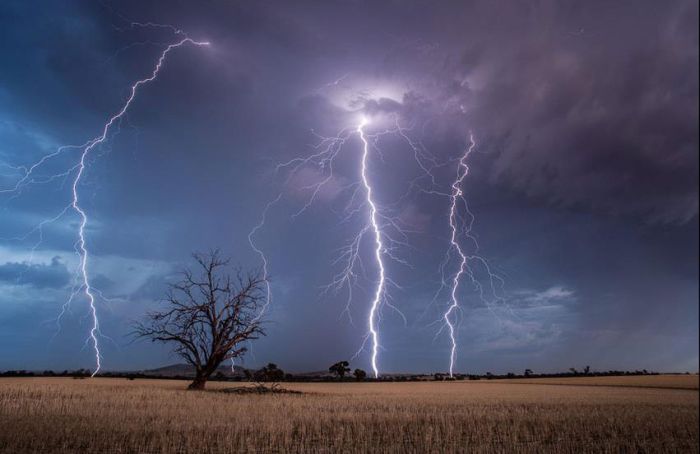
[76,37,209,376]
[357,117,386,379]
[435,132,506,377]
[1,32,209,376]
[73,37,210,376]
[253,111,415,378]
[444,133,475,378]
[251,104,503,378]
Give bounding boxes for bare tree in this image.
[135,251,266,390]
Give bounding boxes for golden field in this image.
[0,375,697,453]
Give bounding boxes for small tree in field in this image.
[255,363,285,382]
[353,368,367,381]
[135,251,266,390]
[329,361,350,380]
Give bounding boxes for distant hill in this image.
[142,363,248,377]
[141,364,340,379]
[290,370,333,378]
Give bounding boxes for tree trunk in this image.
[188,374,207,390]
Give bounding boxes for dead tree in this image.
[135,250,266,390]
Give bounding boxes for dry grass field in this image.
[1,375,697,453]
[498,374,699,390]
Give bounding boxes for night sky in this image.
[1,0,697,375]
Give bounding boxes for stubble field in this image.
[1,375,697,453]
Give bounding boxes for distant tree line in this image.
[432,366,662,381]
[0,369,93,378]
[1,367,676,382]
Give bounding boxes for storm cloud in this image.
[0,257,70,289]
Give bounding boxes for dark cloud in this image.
[266,0,700,225]
[452,1,699,224]
[0,257,70,289]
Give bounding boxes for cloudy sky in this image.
[1,0,697,374]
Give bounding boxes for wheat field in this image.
[1,375,697,453]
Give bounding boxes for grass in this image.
[498,374,699,390]
[1,375,697,453]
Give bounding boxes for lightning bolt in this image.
[1,30,209,376]
[357,117,386,378]
[438,133,506,377]
[250,107,503,378]
[252,113,409,378]
[234,195,284,373]
[77,36,210,376]
[443,133,475,378]
[74,36,210,376]
[248,193,282,319]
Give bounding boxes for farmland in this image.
[1,375,697,453]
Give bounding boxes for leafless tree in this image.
[135,250,266,390]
